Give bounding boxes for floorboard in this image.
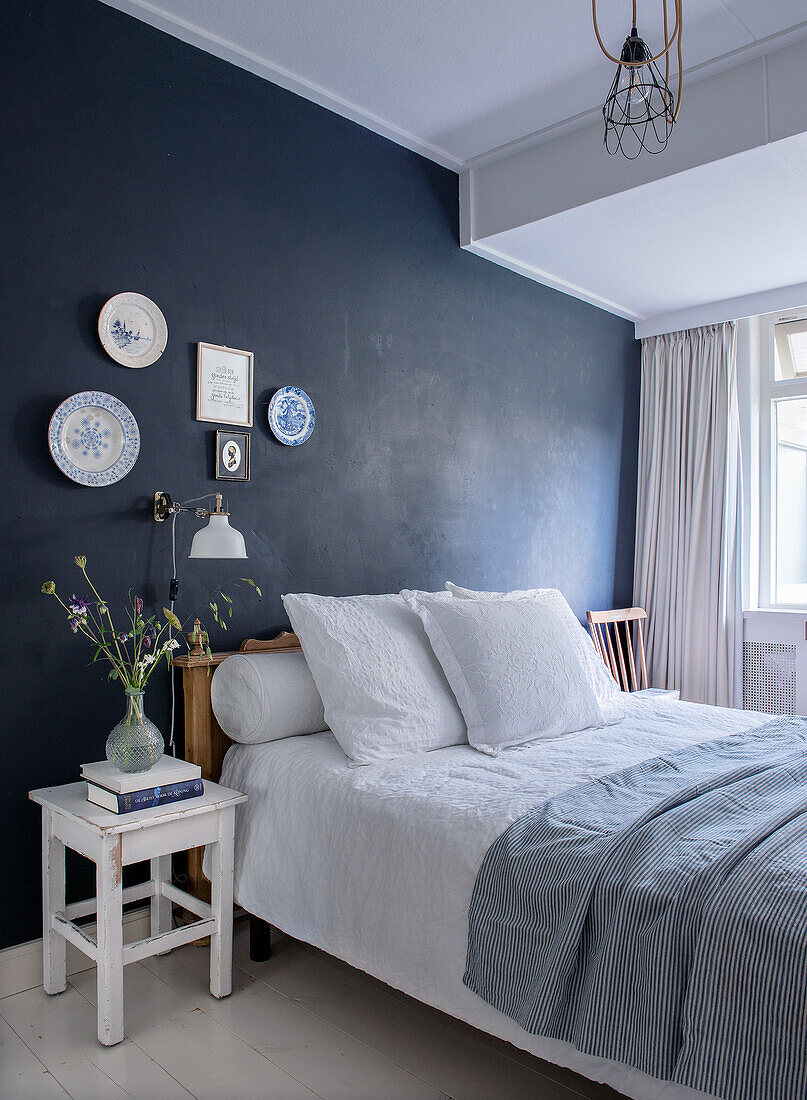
[1,920,626,1100]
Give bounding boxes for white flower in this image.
[166,639,180,651]
[137,654,156,672]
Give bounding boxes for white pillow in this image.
[403,591,605,755]
[282,592,466,765]
[445,582,621,705]
[211,650,327,744]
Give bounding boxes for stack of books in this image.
[82,756,204,814]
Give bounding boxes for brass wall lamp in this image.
[153,490,248,604]
[153,491,247,559]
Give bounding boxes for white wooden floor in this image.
[1,920,624,1100]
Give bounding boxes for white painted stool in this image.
[29,780,246,1046]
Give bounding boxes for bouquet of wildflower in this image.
[41,556,261,690]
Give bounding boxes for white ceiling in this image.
[105,1,807,332]
[485,131,807,320]
[105,0,807,168]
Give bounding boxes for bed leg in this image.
[249,916,272,962]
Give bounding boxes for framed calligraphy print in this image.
[196,342,253,427]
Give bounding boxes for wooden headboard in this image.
[173,629,301,900]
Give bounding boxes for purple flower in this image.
[134,596,143,616]
[67,594,90,616]
[117,631,129,642]
[68,616,80,633]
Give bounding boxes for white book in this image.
[81,755,201,794]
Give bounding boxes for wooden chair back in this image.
[586,607,648,692]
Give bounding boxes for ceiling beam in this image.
[461,37,807,335]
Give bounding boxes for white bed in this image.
[216,689,768,1100]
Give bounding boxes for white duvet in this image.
[219,692,768,1100]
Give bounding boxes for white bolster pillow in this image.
[211,650,327,744]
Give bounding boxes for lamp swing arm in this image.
[153,490,230,522]
[592,0,683,121]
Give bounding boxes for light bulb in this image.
[617,63,648,110]
[614,26,651,117]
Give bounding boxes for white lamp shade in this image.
[189,514,248,559]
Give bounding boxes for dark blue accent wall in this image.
[1,0,639,948]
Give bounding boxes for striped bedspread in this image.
[464,717,807,1100]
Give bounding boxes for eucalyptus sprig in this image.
[41,557,262,690]
[208,578,262,631]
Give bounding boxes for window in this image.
[774,318,807,380]
[760,312,807,607]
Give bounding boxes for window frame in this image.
[759,308,807,609]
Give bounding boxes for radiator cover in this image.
[742,640,797,714]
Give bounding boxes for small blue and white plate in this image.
[268,387,316,446]
[98,292,168,368]
[49,391,140,486]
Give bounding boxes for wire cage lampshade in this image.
[593,0,683,158]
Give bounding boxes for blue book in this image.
[87,778,204,814]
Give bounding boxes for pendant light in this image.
[592,0,683,158]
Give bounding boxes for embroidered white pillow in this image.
[445,582,621,706]
[403,591,605,755]
[282,592,466,765]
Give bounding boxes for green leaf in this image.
[228,606,233,618]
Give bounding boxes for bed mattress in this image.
[219,692,768,1100]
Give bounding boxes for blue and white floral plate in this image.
[98,292,168,368]
[268,386,316,446]
[48,391,140,486]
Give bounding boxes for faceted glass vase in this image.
[105,689,164,773]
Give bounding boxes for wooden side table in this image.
[29,780,246,1046]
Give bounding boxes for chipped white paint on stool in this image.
[41,810,67,996]
[30,780,246,1046]
[151,853,173,953]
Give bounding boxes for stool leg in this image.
[150,854,172,952]
[210,805,235,998]
[96,835,124,1045]
[42,811,66,995]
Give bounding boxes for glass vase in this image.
[105,688,164,773]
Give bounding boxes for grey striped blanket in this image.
[464,717,807,1100]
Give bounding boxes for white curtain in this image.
[634,322,742,708]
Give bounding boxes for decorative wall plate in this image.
[98,292,168,367]
[48,391,140,486]
[268,387,316,446]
